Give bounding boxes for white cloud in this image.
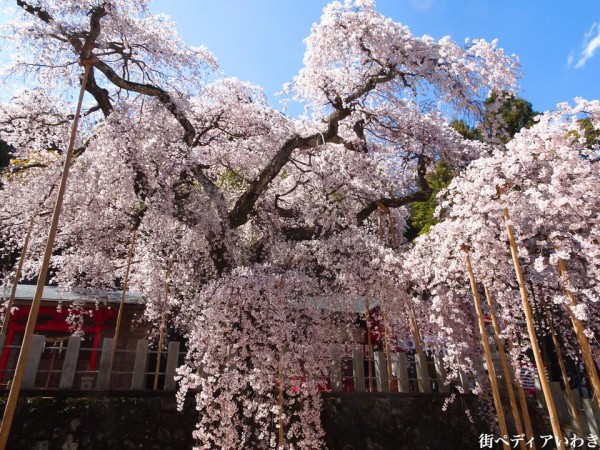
[570,22,600,69]
[411,0,433,11]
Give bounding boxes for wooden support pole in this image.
[153,262,172,390]
[0,60,94,449]
[507,338,536,449]
[386,208,399,250]
[407,304,424,355]
[381,304,394,391]
[539,286,584,435]
[377,203,397,390]
[109,227,137,379]
[497,185,564,449]
[1,216,35,336]
[364,299,373,392]
[462,247,509,450]
[483,284,528,450]
[557,258,600,413]
[407,303,430,392]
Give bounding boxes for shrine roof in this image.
[5,284,144,304]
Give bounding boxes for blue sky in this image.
[151,0,600,115]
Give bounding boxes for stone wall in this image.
[322,392,489,450]
[1,394,198,450]
[0,393,490,450]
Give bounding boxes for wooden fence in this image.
[0,334,183,391]
[0,334,455,393]
[0,333,599,434]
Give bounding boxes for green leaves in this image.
[406,161,454,240]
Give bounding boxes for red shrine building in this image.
[0,284,145,389]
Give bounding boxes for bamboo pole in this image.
[557,258,600,412]
[1,216,35,335]
[381,305,394,391]
[0,59,95,449]
[507,338,536,450]
[407,304,424,355]
[108,227,137,383]
[385,208,399,250]
[482,284,528,450]
[462,247,509,450]
[364,298,373,392]
[379,205,396,390]
[153,262,172,390]
[497,185,564,449]
[539,286,584,435]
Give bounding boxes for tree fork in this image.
[0,58,95,449]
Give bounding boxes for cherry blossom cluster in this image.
[0,0,526,447]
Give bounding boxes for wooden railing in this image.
[0,332,599,436]
[0,334,457,393]
[0,335,183,391]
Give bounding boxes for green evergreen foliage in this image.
[406,162,454,240]
[449,119,482,141]
[578,118,599,149]
[483,92,538,142]
[406,94,538,240]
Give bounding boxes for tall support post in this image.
[483,284,528,450]
[0,59,95,449]
[376,203,398,391]
[381,304,394,391]
[407,302,430,392]
[498,185,564,448]
[407,303,424,355]
[153,262,172,390]
[364,298,373,392]
[558,258,600,412]
[462,247,509,450]
[539,287,584,435]
[1,216,35,335]
[109,227,137,379]
[507,338,536,449]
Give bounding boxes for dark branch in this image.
[282,226,320,241]
[229,69,398,229]
[92,60,196,146]
[16,0,52,23]
[356,189,432,225]
[84,66,113,116]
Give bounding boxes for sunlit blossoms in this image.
[3,0,597,448]
[408,99,600,385]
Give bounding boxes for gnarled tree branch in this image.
[228,69,398,228]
